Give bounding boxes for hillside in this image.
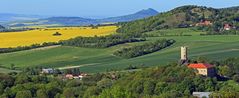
[1,28,239,73]
[7,8,158,27]
[117,5,239,34]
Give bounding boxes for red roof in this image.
[188,63,214,68]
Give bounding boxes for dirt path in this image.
[31,45,61,51]
[57,63,100,70]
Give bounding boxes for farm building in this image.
[188,63,215,77]
[41,68,54,74]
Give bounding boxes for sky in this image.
[1,0,239,18]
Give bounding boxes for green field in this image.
[1,28,239,73]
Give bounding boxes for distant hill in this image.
[0,25,4,29]
[38,17,98,26]
[99,8,159,23]
[0,25,5,31]
[0,13,47,23]
[117,5,239,34]
[7,8,158,27]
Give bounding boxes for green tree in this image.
[97,78,113,89]
[63,88,75,98]
[14,74,30,84]
[143,80,155,95]
[15,90,32,98]
[218,65,231,77]
[37,89,49,98]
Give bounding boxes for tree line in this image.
[60,34,146,48]
[113,39,175,58]
[0,42,59,54]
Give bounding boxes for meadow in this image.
[0,26,117,48]
[1,28,239,73]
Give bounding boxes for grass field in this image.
[0,26,117,48]
[0,28,239,73]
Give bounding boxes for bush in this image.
[53,32,62,36]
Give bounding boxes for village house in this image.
[65,73,88,80]
[188,63,215,77]
[195,20,212,26]
[224,23,232,30]
[65,74,74,79]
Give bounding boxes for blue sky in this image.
[1,0,239,18]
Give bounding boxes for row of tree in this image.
[113,39,175,58]
[60,34,146,48]
[0,42,59,54]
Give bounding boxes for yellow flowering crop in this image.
[0,26,117,48]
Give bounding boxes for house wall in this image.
[197,68,208,76]
[196,68,215,77]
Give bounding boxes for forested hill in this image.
[117,5,239,34]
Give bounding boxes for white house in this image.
[41,68,54,74]
[193,92,212,98]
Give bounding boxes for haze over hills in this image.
[6,8,158,27]
[0,13,47,23]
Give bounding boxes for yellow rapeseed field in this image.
[0,26,117,48]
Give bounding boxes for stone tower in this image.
[181,46,188,61]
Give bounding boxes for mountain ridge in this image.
[7,8,159,27]
[99,8,159,23]
[0,13,47,23]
